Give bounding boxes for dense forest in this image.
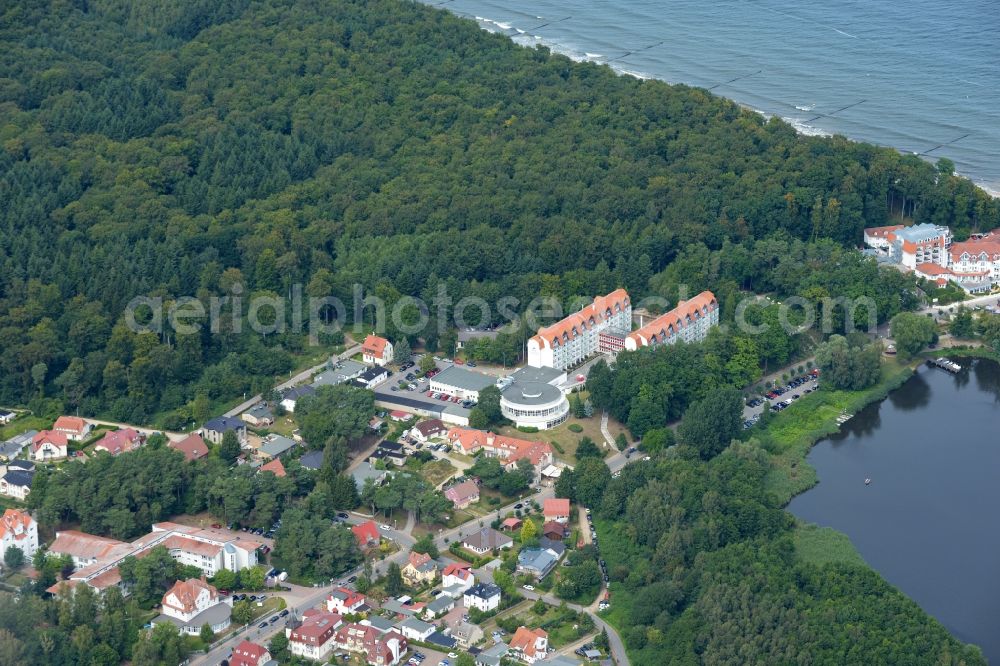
[1,0,997,428]
[1,0,996,663]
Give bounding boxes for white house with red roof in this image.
[327,587,367,615]
[362,335,394,367]
[230,640,272,666]
[287,609,344,661]
[543,498,571,524]
[334,622,408,666]
[441,562,474,594]
[31,430,68,462]
[509,626,549,663]
[446,428,553,473]
[0,509,38,563]
[52,416,93,441]
[94,428,145,456]
[156,577,232,635]
[527,289,631,370]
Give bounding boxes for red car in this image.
[211,523,222,529]
[454,358,465,365]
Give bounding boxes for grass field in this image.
[793,522,867,567]
[413,458,457,488]
[0,414,49,441]
[760,359,913,504]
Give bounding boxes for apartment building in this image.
[624,291,719,351]
[527,289,631,370]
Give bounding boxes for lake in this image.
[789,357,1000,661]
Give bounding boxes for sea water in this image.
[428,0,1000,194]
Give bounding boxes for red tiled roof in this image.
[863,224,904,237]
[161,534,222,558]
[162,577,218,614]
[530,289,629,350]
[260,458,286,477]
[94,428,143,456]
[446,427,553,466]
[32,430,68,452]
[290,611,342,645]
[231,640,270,666]
[543,498,570,517]
[444,480,479,505]
[351,520,380,546]
[442,562,472,579]
[510,626,548,658]
[626,291,717,347]
[501,517,523,530]
[168,433,208,461]
[53,416,87,435]
[363,335,390,359]
[408,551,432,568]
[50,530,125,561]
[0,509,33,541]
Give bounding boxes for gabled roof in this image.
[204,416,245,433]
[1,469,34,488]
[444,480,480,505]
[32,430,68,452]
[462,527,512,552]
[259,458,286,477]
[50,530,126,561]
[626,290,717,347]
[414,419,447,436]
[447,427,553,466]
[168,433,208,461]
[529,289,630,350]
[543,498,570,517]
[465,582,501,600]
[163,577,218,614]
[0,509,33,541]
[282,385,316,401]
[510,626,548,658]
[351,520,380,546]
[94,428,143,456]
[442,562,472,578]
[53,416,88,435]
[362,335,391,359]
[230,640,270,666]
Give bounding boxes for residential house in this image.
[299,450,324,470]
[451,620,484,648]
[447,428,554,475]
[241,403,275,427]
[352,462,388,493]
[538,537,565,558]
[0,463,34,501]
[372,441,407,467]
[52,416,93,442]
[365,616,400,632]
[203,417,247,446]
[441,563,474,594]
[31,430,68,462]
[94,428,145,456]
[362,335,394,366]
[381,598,420,619]
[259,458,286,477]
[425,632,458,650]
[517,548,560,580]
[312,360,366,388]
[351,521,381,548]
[0,411,14,426]
[287,609,343,662]
[0,430,36,461]
[260,434,297,460]
[230,640,273,666]
[463,582,501,612]
[401,551,438,587]
[509,626,549,664]
[356,366,390,389]
[500,517,523,532]
[280,385,316,413]
[423,594,455,619]
[444,480,480,509]
[462,528,512,555]
[543,499,571,524]
[169,433,209,462]
[411,419,448,444]
[335,622,408,666]
[327,587,367,615]
[389,411,412,422]
[399,617,435,642]
[527,289,631,370]
[476,641,509,666]
[541,520,567,541]
[155,577,232,635]
[0,509,38,563]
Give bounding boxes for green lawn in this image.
[793,522,866,567]
[760,359,913,504]
[412,458,457,488]
[0,414,49,440]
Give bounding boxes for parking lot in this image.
[373,356,479,416]
[742,369,820,426]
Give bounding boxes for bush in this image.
[517,426,539,433]
[568,423,583,433]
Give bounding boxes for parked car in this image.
[523,584,535,591]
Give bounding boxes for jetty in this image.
[928,357,961,373]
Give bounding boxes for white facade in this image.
[463,584,501,612]
[500,383,570,430]
[624,291,719,351]
[0,510,38,563]
[527,290,631,370]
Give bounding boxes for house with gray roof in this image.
[352,462,388,492]
[364,615,399,633]
[298,450,324,470]
[241,403,274,427]
[423,593,455,620]
[280,385,316,413]
[517,547,560,579]
[476,642,509,666]
[203,417,247,446]
[399,617,435,642]
[259,434,297,459]
[0,430,36,461]
[461,527,512,555]
[312,360,366,388]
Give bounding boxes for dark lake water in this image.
[789,358,1000,661]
